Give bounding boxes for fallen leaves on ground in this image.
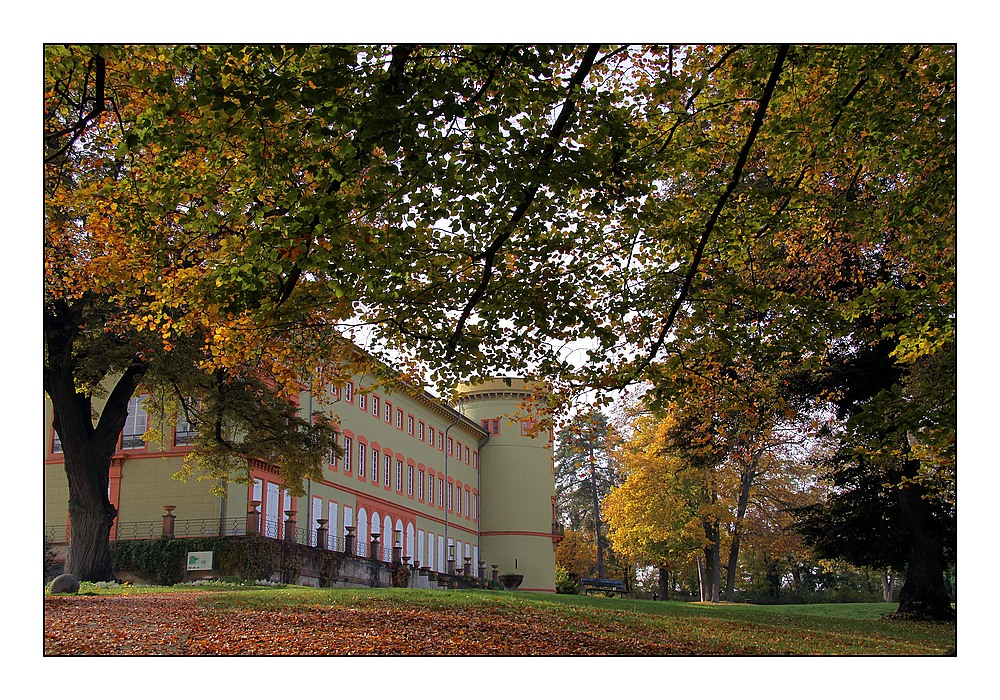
[44,592,702,656]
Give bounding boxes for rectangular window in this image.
[328,501,339,549]
[464,446,470,464]
[122,395,147,449]
[52,430,62,453]
[472,451,478,468]
[418,470,425,500]
[385,403,392,423]
[407,465,414,496]
[407,415,414,435]
[343,436,352,472]
[438,478,443,507]
[448,437,454,455]
[447,482,453,511]
[465,489,470,518]
[418,422,425,441]
[174,404,198,447]
[358,393,366,411]
[311,496,322,546]
[358,443,366,477]
[472,493,478,520]
[344,382,353,403]
[396,409,403,429]
[372,395,380,417]
[396,460,403,492]
[384,454,391,486]
[481,418,501,436]
[438,433,443,450]
[520,419,536,436]
[373,448,380,482]
[329,435,338,467]
[428,427,435,446]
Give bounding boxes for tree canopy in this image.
[44,44,955,597]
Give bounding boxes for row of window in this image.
[333,435,477,519]
[482,416,540,438]
[334,382,480,468]
[253,481,478,574]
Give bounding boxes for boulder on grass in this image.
[50,573,80,594]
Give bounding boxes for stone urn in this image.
[498,573,524,590]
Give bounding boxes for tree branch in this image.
[45,53,106,164]
[615,44,790,389]
[444,45,602,359]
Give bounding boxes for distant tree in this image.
[555,529,598,578]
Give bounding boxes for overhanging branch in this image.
[443,45,602,359]
[614,44,790,389]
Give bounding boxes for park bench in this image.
[580,577,628,597]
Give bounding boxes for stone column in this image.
[370,532,381,560]
[315,519,328,550]
[284,510,297,542]
[478,560,487,580]
[161,506,176,539]
[463,556,472,577]
[491,564,499,584]
[392,528,403,565]
[344,526,356,556]
[246,501,261,536]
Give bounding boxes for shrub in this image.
[555,567,579,595]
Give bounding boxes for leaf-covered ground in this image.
[43,587,955,656]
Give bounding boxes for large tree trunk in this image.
[45,300,145,582]
[696,556,706,602]
[703,519,720,603]
[657,564,670,601]
[893,473,953,620]
[725,461,756,601]
[711,539,721,603]
[52,371,141,581]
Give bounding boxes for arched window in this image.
[383,515,393,561]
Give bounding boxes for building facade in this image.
[44,377,559,592]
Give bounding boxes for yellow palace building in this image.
[44,377,560,592]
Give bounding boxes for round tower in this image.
[453,378,556,593]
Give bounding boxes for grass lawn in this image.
[44,583,955,656]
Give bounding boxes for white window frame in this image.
[122,395,148,450]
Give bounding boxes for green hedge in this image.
[111,537,297,585]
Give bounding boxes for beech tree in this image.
[44,44,955,598]
[43,44,687,580]
[602,413,707,600]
